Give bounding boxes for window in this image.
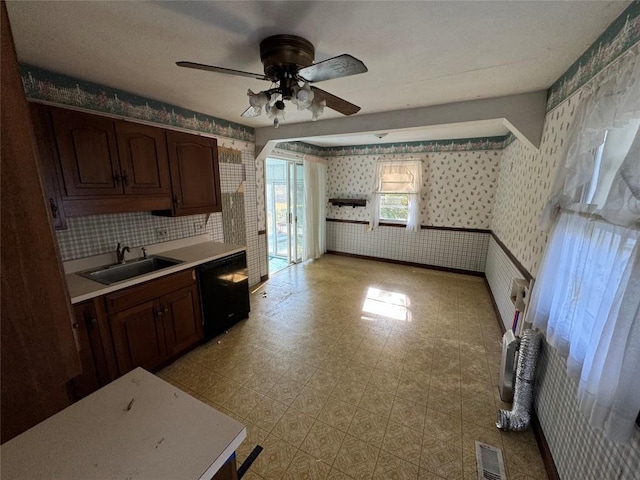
[370,160,422,231]
[379,193,409,222]
[528,66,640,443]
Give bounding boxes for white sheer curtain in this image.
[368,160,422,231]
[303,157,326,260]
[528,46,640,443]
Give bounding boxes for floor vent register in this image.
[475,441,507,480]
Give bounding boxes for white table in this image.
[0,368,246,479]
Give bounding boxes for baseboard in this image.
[532,411,561,480]
[325,250,485,277]
[483,275,559,480]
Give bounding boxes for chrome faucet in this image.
[116,242,130,264]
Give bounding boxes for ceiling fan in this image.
[177,34,367,127]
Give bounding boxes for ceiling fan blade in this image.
[298,54,368,83]
[176,61,269,81]
[241,105,261,118]
[311,87,361,115]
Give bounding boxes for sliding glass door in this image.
[265,158,304,273]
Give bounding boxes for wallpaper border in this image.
[278,136,510,157]
[20,63,256,143]
[547,1,640,111]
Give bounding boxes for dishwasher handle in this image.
[198,252,246,273]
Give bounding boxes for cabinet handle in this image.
[173,195,181,207]
[85,317,98,329]
[49,198,58,219]
[163,308,169,315]
[121,171,128,186]
[113,174,121,185]
[72,322,79,329]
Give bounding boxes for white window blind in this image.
[369,160,422,231]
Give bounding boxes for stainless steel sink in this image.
[78,255,183,285]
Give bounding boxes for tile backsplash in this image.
[55,211,223,261]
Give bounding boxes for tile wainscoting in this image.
[326,220,489,273]
[484,233,640,480]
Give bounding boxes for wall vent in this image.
[475,441,507,480]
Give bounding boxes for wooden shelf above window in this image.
[329,198,367,208]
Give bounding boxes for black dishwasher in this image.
[197,251,250,339]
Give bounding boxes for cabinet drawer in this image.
[105,269,196,314]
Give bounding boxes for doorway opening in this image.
[265,158,304,274]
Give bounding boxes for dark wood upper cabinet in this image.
[31,104,223,217]
[29,103,67,229]
[115,121,171,196]
[42,105,173,215]
[165,130,222,216]
[50,107,122,197]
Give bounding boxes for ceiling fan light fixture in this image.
[266,98,286,127]
[292,82,314,110]
[247,89,270,115]
[250,80,324,125]
[309,99,326,121]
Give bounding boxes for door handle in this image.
[49,198,58,219]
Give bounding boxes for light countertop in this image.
[65,235,245,304]
[0,368,246,480]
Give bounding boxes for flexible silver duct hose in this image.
[496,329,542,431]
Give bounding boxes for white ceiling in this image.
[6,1,630,146]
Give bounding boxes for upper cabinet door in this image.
[28,103,67,229]
[115,122,171,196]
[50,107,122,197]
[166,130,222,216]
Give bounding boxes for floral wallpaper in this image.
[491,89,585,276]
[424,151,501,228]
[326,155,374,223]
[327,150,501,229]
[488,23,640,479]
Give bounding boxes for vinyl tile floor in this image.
[158,254,548,480]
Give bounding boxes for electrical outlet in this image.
[194,222,205,234]
[156,228,168,239]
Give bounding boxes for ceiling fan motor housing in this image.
[260,34,315,79]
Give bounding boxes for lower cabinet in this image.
[109,299,168,374]
[69,269,204,397]
[162,284,204,358]
[69,298,115,400]
[105,269,204,377]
